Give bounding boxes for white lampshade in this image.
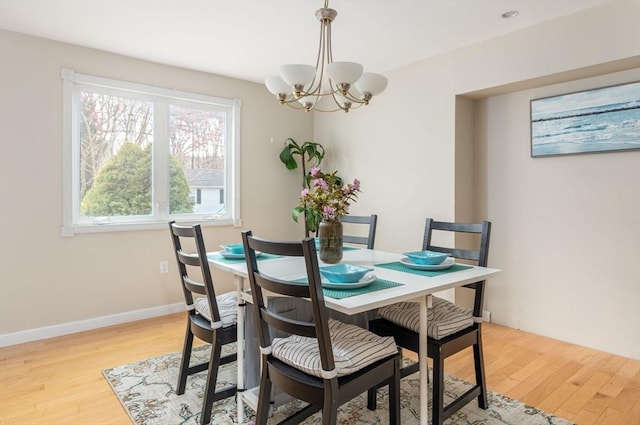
[280,64,316,87]
[354,72,388,96]
[326,61,363,85]
[265,75,291,95]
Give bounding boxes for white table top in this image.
[209,248,501,315]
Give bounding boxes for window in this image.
[62,69,241,235]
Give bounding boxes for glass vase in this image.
[318,220,343,264]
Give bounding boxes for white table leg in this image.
[235,275,245,424]
[419,295,431,425]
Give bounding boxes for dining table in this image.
[208,246,501,425]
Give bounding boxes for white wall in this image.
[315,1,640,359]
[481,69,640,360]
[0,30,313,341]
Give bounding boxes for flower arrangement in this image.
[293,167,361,232]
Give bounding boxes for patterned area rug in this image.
[103,344,574,425]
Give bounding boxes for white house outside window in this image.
[62,69,241,235]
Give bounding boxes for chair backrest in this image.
[422,218,491,316]
[341,214,378,249]
[169,221,222,325]
[422,218,491,267]
[242,231,335,374]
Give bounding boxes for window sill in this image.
[61,217,241,237]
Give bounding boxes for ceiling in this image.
[0,0,612,84]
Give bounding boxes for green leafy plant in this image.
[279,138,325,235]
[279,138,325,187]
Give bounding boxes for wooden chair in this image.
[242,230,402,425]
[367,218,491,425]
[341,214,378,248]
[169,221,237,425]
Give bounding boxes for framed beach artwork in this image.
[530,81,640,157]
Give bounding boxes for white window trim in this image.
[61,68,241,236]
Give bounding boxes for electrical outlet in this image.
[159,260,169,274]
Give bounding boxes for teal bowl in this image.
[403,250,450,265]
[221,243,244,254]
[320,263,373,283]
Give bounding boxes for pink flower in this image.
[310,167,320,177]
[323,205,336,217]
[301,188,309,197]
[314,178,329,191]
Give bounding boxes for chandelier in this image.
[265,0,388,113]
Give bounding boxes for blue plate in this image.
[322,273,377,289]
[400,256,455,270]
[219,250,262,259]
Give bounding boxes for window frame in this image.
[61,68,241,236]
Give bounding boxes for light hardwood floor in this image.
[1,314,639,424]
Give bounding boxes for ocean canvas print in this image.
[530,81,640,157]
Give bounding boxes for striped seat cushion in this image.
[194,292,237,328]
[271,319,398,378]
[377,296,473,340]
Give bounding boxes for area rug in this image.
[103,344,574,425]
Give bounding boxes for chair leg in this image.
[323,388,339,425]
[366,319,383,411]
[432,354,445,425]
[473,337,488,409]
[255,363,272,425]
[366,386,377,410]
[388,355,401,425]
[177,321,195,395]
[199,341,222,425]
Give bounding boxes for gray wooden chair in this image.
[341,214,378,248]
[242,230,401,425]
[368,218,492,425]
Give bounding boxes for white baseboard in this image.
[0,302,185,348]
